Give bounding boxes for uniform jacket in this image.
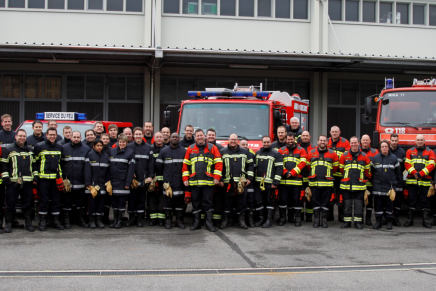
[254,146,283,186]
[1,141,37,183]
[156,144,186,195]
[278,144,307,186]
[108,137,117,148]
[289,126,304,143]
[27,133,46,148]
[220,145,254,183]
[150,143,166,181]
[339,149,371,191]
[61,141,90,189]
[84,149,110,195]
[0,130,16,147]
[391,146,406,191]
[306,148,339,187]
[179,136,195,149]
[143,133,155,145]
[271,140,286,151]
[360,147,379,187]
[327,137,350,177]
[371,152,403,195]
[109,146,136,195]
[34,139,63,180]
[82,140,94,149]
[405,146,436,187]
[299,141,316,183]
[127,140,153,186]
[57,137,71,146]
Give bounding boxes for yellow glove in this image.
[105,181,113,196]
[148,176,158,192]
[260,177,265,191]
[364,189,371,205]
[305,187,312,202]
[131,179,139,189]
[63,178,72,193]
[388,188,396,202]
[237,176,247,194]
[428,183,435,197]
[163,182,173,198]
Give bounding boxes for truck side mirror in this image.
[164,111,171,127]
[362,96,373,124]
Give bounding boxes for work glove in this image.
[105,181,113,196]
[184,191,192,204]
[299,190,305,202]
[428,183,435,197]
[131,179,139,189]
[32,188,39,200]
[56,177,65,192]
[87,186,98,198]
[148,176,158,192]
[329,191,337,206]
[415,173,422,179]
[33,176,39,183]
[63,178,72,192]
[163,182,173,198]
[364,189,370,205]
[305,187,312,202]
[2,176,11,185]
[338,193,344,207]
[388,187,396,201]
[403,189,409,200]
[237,176,247,194]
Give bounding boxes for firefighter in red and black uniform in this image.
[339,136,371,229]
[278,133,307,227]
[143,121,155,144]
[182,129,223,232]
[360,134,379,226]
[299,130,316,223]
[327,126,350,222]
[306,135,339,228]
[148,132,166,226]
[404,134,435,228]
[254,136,283,228]
[389,134,406,226]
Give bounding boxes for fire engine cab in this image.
[164,84,309,152]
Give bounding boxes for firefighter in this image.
[61,131,90,229]
[26,120,45,147]
[0,114,16,146]
[57,126,72,146]
[84,140,110,229]
[148,132,166,226]
[360,134,379,226]
[162,127,171,146]
[179,125,195,149]
[156,132,187,229]
[108,134,136,229]
[34,127,64,231]
[46,120,63,142]
[404,134,435,228]
[126,127,153,227]
[288,117,304,143]
[389,133,406,226]
[143,121,155,144]
[111,127,133,148]
[100,133,112,156]
[100,133,112,224]
[339,136,371,229]
[306,135,339,228]
[271,126,287,150]
[219,133,254,229]
[239,139,256,227]
[0,129,37,232]
[371,140,403,230]
[207,128,224,226]
[299,130,316,223]
[327,125,350,222]
[182,129,222,232]
[107,124,119,147]
[278,132,307,227]
[93,122,104,139]
[253,136,283,228]
[83,129,96,148]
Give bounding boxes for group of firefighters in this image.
[1,113,436,233]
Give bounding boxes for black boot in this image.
[0,210,4,234]
[136,213,144,227]
[341,221,351,228]
[89,215,96,229]
[149,212,158,226]
[327,205,334,221]
[220,212,229,229]
[277,208,286,226]
[422,210,432,228]
[64,210,71,229]
[254,209,265,227]
[287,208,295,223]
[354,220,363,229]
[175,210,185,229]
[322,209,328,228]
[338,206,344,223]
[165,210,172,229]
[114,211,124,229]
[431,215,436,226]
[228,211,234,227]
[190,212,201,231]
[295,209,302,227]
[262,209,274,228]
[53,215,65,230]
[365,209,373,226]
[238,212,248,229]
[247,210,255,228]
[382,215,387,225]
[4,212,12,233]
[313,209,320,228]
[305,210,313,222]
[393,209,401,226]
[12,213,24,229]
[78,209,89,228]
[205,210,216,232]
[404,209,414,227]
[109,210,119,228]
[158,213,165,227]
[96,215,105,229]
[124,212,136,227]
[373,216,382,229]
[386,217,393,230]
[103,207,110,225]
[23,210,35,232]
[39,214,46,231]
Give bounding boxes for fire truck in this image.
[164,84,309,151]
[362,78,436,148]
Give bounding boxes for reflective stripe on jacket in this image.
[278,145,307,186]
[306,148,339,187]
[339,149,370,191]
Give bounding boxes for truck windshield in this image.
[179,103,270,140]
[19,123,94,139]
[380,91,436,127]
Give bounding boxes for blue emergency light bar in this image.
[188,91,270,99]
[36,112,87,121]
[385,78,394,89]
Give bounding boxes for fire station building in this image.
[1,0,435,139]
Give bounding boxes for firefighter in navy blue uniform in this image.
[179,125,195,149]
[61,131,90,229]
[156,133,187,229]
[182,129,223,232]
[271,126,287,151]
[253,136,283,228]
[306,135,339,228]
[278,133,307,227]
[143,121,155,144]
[327,126,350,222]
[289,117,304,144]
[389,134,406,226]
[339,136,371,229]
[218,134,254,229]
[239,139,256,227]
[26,120,46,148]
[299,131,316,223]
[84,140,110,229]
[360,134,379,226]
[82,129,96,149]
[371,140,403,230]
[99,133,113,224]
[0,129,37,232]
[206,129,224,226]
[33,127,64,231]
[126,127,153,227]
[107,124,119,148]
[108,134,136,229]
[57,126,72,147]
[404,135,435,228]
[148,132,166,226]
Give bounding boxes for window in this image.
[107,0,123,11]
[430,5,436,26]
[362,1,375,22]
[329,0,342,21]
[68,0,84,9]
[127,77,144,100]
[0,0,5,7]
[379,2,392,23]
[345,0,359,21]
[86,76,104,99]
[88,0,102,9]
[44,76,62,99]
[108,77,125,100]
[183,0,198,14]
[2,75,20,98]
[257,0,271,17]
[202,0,217,15]
[25,76,43,98]
[275,0,290,18]
[294,0,307,19]
[164,0,179,13]
[8,0,25,7]
[413,4,425,25]
[48,0,64,9]
[239,0,254,17]
[220,0,235,16]
[126,0,142,12]
[28,0,45,8]
[67,76,85,99]
[396,3,408,24]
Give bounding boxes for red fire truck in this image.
[164,84,309,152]
[362,78,436,148]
